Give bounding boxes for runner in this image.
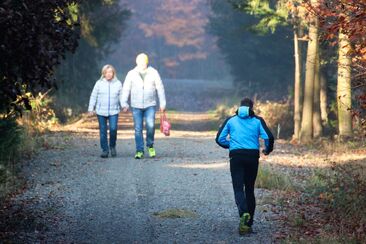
[216,97,274,234]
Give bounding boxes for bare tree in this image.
[300,4,319,143]
[313,52,322,138]
[337,30,353,137]
[320,71,328,126]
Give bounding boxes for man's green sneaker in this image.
[148,147,156,158]
[239,213,252,235]
[135,151,144,159]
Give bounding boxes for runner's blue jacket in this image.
[215,106,274,158]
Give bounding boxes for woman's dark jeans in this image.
[97,114,119,152]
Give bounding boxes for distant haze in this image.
[107,0,231,81]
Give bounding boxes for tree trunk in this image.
[293,29,302,140]
[300,15,319,143]
[313,52,322,138]
[299,26,305,115]
[337,30,353,137]
[320,71,328,125]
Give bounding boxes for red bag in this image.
[160,112,171,136]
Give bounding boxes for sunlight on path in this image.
[168,162,228,169]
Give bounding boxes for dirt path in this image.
[1,113,277,243]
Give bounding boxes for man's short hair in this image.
[136,53,149,65]
[240,97,254,109]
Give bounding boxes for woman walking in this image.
[88,64,123,158]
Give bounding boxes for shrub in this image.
[0,119,24,197]
[215,104,239,123]
[255,101,293,139]
[0,119,22,163]
[17,91,58,132]
[307,163,366,240]
[0,118,43,198]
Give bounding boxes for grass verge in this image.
[275,161,366,242]
[0,118,43,199]
[256,164,294,191]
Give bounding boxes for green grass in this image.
[305,169,329,195]
[290,213,305,228]
[256,164,294,191]
[0,119,43,198]
[153,208,197,219]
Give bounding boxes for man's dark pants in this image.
[230,154,259,226]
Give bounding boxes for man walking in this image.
[121,53,166,159]
[215,98,274,234]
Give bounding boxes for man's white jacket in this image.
[121,66,166,109]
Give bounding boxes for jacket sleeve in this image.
[154,70,166,109]
[258,117,274,153]
[118,80,123,107]
[215,118,231,149]
[120,73,132,109]
[88,81,99,112]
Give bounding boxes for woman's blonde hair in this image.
[100,64,117,79]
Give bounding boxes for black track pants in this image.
[230,155,259,226]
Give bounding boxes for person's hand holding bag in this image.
[160,111,171,136]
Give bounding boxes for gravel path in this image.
[8,128,275,243]
[2,80,277,243]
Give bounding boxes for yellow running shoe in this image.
[135,151,144,159]
[148,147,156,158]
[239,213,252,235]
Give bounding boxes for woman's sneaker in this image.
[148,147,156,158]
[135,151,144,159]
[110,148,116,157]
[239,213,252,235]
[100,151,109,158]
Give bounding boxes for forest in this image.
[0,0,365,242]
